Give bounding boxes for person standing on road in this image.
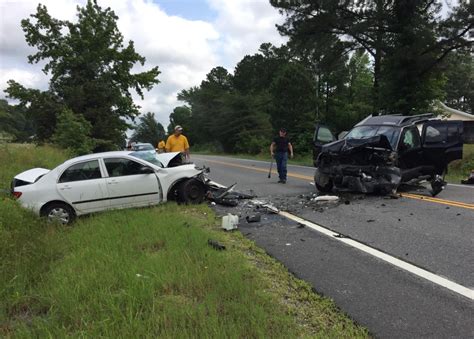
[165,125,190,159]
[270,127,293,183]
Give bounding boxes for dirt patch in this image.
[6,297,50,327]
[139,240,165,253]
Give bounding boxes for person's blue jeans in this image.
[275,152,288,181]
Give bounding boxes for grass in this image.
[0,143,368,337]
[446,144,474,183]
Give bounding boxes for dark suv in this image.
[312,114,463,196]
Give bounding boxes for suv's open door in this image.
[421,120,463,173]
[313,124,336,166]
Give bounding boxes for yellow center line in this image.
[400,193,474,210]
[198,158,474,211]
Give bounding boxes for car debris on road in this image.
[204,181,256,207]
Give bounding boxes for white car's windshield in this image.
[345,125,400,148]
[130,151,163,167]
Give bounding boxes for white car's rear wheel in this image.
[42,203,76,225]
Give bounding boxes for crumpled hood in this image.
[155,152,182,167]
[14,168,50,183]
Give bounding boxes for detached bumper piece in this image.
[205,181,256,207]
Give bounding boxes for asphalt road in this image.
[193,154,474,339]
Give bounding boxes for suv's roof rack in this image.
[399,113,434,125]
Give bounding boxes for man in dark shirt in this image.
[270,128,294,183]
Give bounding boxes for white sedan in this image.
[11,151,207,224]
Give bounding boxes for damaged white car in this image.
[11,151,208,224]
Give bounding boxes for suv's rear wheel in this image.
[178,179,205,204]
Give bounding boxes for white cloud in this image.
[0,67,47,89]
[207,0,287,68]
[0,0,286,127]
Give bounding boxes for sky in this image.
[0,0,287,128]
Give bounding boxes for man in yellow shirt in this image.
[165,125,190,159]
[156,140,166,153]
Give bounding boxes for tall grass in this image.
[1,143,368,337]
[446,144,474,183]
[0,143,68,190]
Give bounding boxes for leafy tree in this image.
[131,112,165,146]
[4,81,64,141]
[442,51,473,114]
[233,43,290,94]
[167,106,191,134]
[0,99,35,142]
[270,0,473,115]
[178,66,235,146]
[269,62,316,152]
[342,51,374,129]
[5,0,160,148]
[52,108,94,155]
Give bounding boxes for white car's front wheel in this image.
[42,203,76,225]
[178,179,205,204]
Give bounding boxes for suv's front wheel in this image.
[314,168,333,193]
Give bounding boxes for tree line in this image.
[168,0,472,154]
[0,0,472,156]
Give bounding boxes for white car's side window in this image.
[58,160,102,183]
[104,158,145,177]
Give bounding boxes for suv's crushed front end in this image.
[315,135,401,194]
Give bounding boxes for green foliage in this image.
[167,106,191,134]
[442,51,473,114]
[271,0,473,115]
[4,82,64,141]
[52,109,94,156]
[0,99,34,142]
[446,144,474,183]
[5,0,160,149]
[131,112,165,146]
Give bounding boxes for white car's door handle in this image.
[108,181,118,185]
[60,186,71,190]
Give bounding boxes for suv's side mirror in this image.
[338,131,348,140]
[314,125,336,144]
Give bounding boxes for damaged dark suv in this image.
[313,114,463,196]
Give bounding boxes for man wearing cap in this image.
[165,125,190,159]
[270,128,294,183]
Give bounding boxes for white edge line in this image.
[279,211,474,301]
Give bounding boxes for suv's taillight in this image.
[12,191,22,199]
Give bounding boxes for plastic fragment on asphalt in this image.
[246,214,261,223]
[314,195,339,202]
[250,199,279,214]
[222,213,239,231]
